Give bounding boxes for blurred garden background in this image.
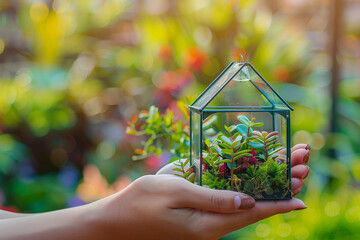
[0,0,359,239]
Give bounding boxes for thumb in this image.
[171,182,255,213]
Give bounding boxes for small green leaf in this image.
[234,149,251,156]
[183,158,190,166]
[183,171,191,178]
[220,136,232,145]
[224,125,231,134]
[247,141,264,149]
[227,162,236,169]
[233,154,252,161]
[217,159,232,164]
[251,122,264,128]
[268,143,282,150]
[172,167,183,172]
[234,135,242,143]
[237,115,250,125]
[205,139,211,147]
[236,124,250,135]
[222,149,233,155]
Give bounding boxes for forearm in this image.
[0,204,103,240]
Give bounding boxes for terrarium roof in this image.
[189,62,293,112]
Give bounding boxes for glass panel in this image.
[193,63,291,110]
[200,111,291,199]
[206,65,273,108]
[191,62,243,110]
[190,110,201,185]
[247,65,290,109]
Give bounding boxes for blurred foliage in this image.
[0,0,359,239]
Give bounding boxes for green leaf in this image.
[221,149,233,155]
[172,167,183,172]
[237,115,250,125]
[251,122,264,128]
[269,147,285,155]
[236,124,251,135]
[224,125,231,134]
[247,141,264,149]
[183,158,190,166]
[220,136,232,145]
[217,159,232,164]
[268,143,282,150]
[227,162,236,169]
[205,139,211,147]
[218,142,231,149]
[233,154,252,161]
[234,135,242,143]
[183,171,191,178]
[265,135,278,143]
[234,149,252,156]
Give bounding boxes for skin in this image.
[0,144,310,240]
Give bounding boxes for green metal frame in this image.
[189,61,294,200]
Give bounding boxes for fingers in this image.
[291,164,309,178]
[205,198,306,234]
[291,149,310,167]
[170,182,255,213]
[278,143,310,154]
[291,143,310,153]
[291,178,303,191]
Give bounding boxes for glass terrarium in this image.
[189,60,293,200]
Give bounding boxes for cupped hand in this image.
[95,174,305,240]
[91,144,310,240]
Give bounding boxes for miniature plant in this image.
[127,105,290,198]
[201,115,289,198]
[126,103,190,162]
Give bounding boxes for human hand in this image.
[0,144,309,240]
[97,143,311,240]
[93,174,305,240]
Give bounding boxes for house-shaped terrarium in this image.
[189,59,293,200]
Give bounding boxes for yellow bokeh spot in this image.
[345,206,360,223]
[294,226,309,240]
[330,161,349,181]
[325,201,340,217]
[255,223,270,238]
[0,38,4,54]
[277,223,292,237]
[293,130,311,145]
[351,159,360,182]
[311,132,325,150]
[30,2,49,23]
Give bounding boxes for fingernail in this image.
[293,198,306,210]
[302,165,310,178]
[305,144,310,151]
[234,195,255,210]
[294,206,307,211]
[303,150,310,164]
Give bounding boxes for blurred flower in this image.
[67,196,84,208]
[58,165,79,189]
[76,165,132,203]
[272,66,290,82]
[219,163,228,178]
[184,47,208,71]
[159,44,172,61]
[145,155,162,172]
